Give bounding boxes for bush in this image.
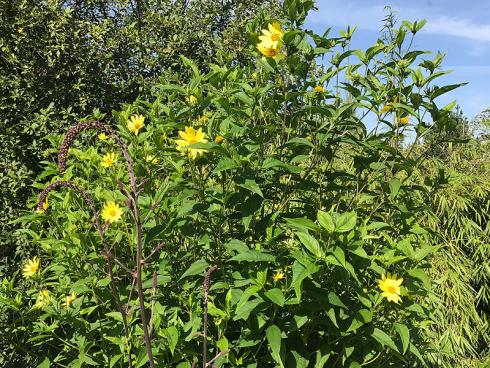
[1,1,476,366]
[0,0,280,278]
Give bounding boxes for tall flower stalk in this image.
[39,120,156,368]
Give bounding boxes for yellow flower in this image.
[175,126,208,159]
[22,257,40,278]
[259,22,284,48]
[198,112,212,124]
[272,271,285,283]
[188,95,198,105]
[127,114,145,135]
[378,273,403,304]
[145,155,158,164]
[100,152,117,168]
[35,290,52,309]
[380,104,393,113]
[257,41,281,59]
[35,200,49,214]
[215,135,224,143]
[98,133,109,141]
[101,201,123,223]
[63,292,77,309]
[313,85,325,93]
[399,116,410,125]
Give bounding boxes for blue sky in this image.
[305,0,490,120]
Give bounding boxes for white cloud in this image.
[308,1,490,43]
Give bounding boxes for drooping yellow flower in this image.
[313,85,325,93]
[22,257,40,278]
[380,104,393,113]
[198,112,212,124]
[35,290,52,309]
[35,200,49,214]
[272,271,285,283]
[101,201,123,223]
[259,22,284,48]
[188,95,198,105]
[100,152,117,168]
[63,292,77,309]
[399,116,410,125]
[215,135,224,143]
[127,115,145,135]
[98,133,109,141]
[378,273,403,304]
[175,126,208,159]
[145,155,158,164]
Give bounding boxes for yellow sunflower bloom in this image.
[22,257,40,278]
[100,152,117,168]
[35,290,52,309]
[259,22,284,48]
[101,201,123,223]
[215,135,224,143]
[272,271,285,283]
[98,133,109,141]
[313,85,325,93]
[127,114,145,135]
[257,41,281,60]
[63,292,77,309]
[378,273,403,304]
[175,126,208,159]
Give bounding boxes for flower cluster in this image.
[175,126,208,159]
[257,22,284,61]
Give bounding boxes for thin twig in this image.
[205,349,229,367]
[143,242,165,263]
[202,266,217,368]
[149,271,157,338]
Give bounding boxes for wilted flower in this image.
[35,290,52,309]
[272,271,285,283]
[400,116,410,125]
[63,292,77,309]
[215,135,224,143]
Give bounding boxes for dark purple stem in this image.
[56,120,156,368]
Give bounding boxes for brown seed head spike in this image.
[58,121,124,173]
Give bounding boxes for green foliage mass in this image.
[0,0,279,275]
[1,1,489,367]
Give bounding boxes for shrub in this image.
[2,1,471,366]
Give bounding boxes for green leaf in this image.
[296,232,323,258]
[346,309,372,332]
[266,325,284,368]
[237,178,264,197]
[264,288,285,307]
[233,298,263,321]
[388,179,401,198]
[335,212,357,233]
[228,249,276,262]
[407,268,431,289]
[37,357,50,368]
[317,211,335,233]
[394,323,410,354]
[179,259,209,280]
[372,328,399,353]
[164,326,179,355]
[285,217,320,232]
[106,312,123,322]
